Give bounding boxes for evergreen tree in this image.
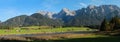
[100,19,108,31]
[110,16,120,30]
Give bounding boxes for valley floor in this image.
[0,33,119,42]
[0,27,95,35]
[0,27,119,42]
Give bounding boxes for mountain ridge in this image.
[1,5,120,27]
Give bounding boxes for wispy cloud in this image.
[79,3,87,7]
[80,3,87,7]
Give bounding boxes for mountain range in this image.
[1,5,120,27]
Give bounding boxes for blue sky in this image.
[0,0,120,22]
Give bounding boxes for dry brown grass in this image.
[27,33,96,40]
[0,33,104,41]
[0,36,28,41]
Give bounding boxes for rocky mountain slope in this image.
[2,5,120,27]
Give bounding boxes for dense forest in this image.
[100,16,120,31]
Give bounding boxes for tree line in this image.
[100,16,120,31]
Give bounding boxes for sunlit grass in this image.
[0,27,95,35]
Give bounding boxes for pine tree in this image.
[110,16,120,30]
[100,19,108,31]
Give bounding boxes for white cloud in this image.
[80,3,87,7]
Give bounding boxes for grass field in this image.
[1,37,119,42]
[0,33,119,42]
[41,37,120,42]
[31,35,120,42]
[0,27,119,42]
[0,27,95,35]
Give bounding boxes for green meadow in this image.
[0,27,94,35]
[0,26,120,42]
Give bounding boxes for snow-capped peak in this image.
[37,10,55,18]
[37,11,48,15]
[62,8,69,12]
[61,8,76,16]
[88,5,96,9]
